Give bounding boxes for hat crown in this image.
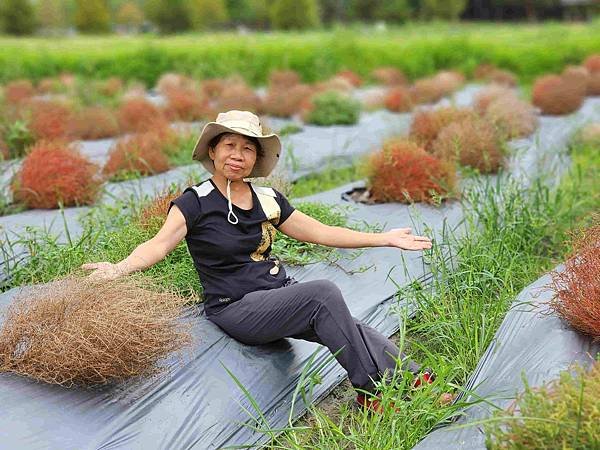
[215,110,262,137]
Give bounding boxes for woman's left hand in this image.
[385,227,432,251]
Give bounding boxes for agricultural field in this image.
[0,24,599,450]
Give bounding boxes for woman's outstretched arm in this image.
[81,205,188,280]
[278,210,432,251]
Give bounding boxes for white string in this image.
[226,179,239,225]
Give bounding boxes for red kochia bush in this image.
[473,84,517,113]
[410,77,445,104]
[336,70,363,87]
[532,75,585,115]
[12,141,102,209]
[371,67,407,86]
[486,69,517,87]
[70,106,120,140]
[215,82,262,113]
[28,100,75,141]
[367,140,456,204]
[201,78,226,100]
[409,107,475,151]
[117,97,168,133]
[268,70,301,89]
[485,96,538,139]
[432,116,504,174]
[103,132,171,178]
[562,66,591,96]
[583,54,600,74]
[384,86,413,113]
[4,80,34,104]
[588,72,600,96]
[262,84,314,117]
[156,73,196,95]
[162,87,212,122]
[98,77,124,97]
[551,218,600,338]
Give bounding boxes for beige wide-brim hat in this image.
[192,110,281,178]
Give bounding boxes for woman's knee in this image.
[304,279,345,307]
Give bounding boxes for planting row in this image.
[0,65,473,161]
[0,75,482,220]
[415,217,600,450]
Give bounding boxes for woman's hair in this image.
[208,132,264,158]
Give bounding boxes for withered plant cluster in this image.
[0,276,192,387]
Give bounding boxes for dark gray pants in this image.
[206,279,420,392]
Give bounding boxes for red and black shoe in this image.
[355,392,385,414]
[412,369,436,388]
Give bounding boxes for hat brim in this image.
[192,122,281,178]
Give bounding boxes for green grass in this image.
[1,22,599,86]
[228,140,600,449]
[277,123,303,137]
[289,163,365,199]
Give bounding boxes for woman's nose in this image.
[230,145,244,159]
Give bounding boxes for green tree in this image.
[320,0,351,24]
[350,0,380,21]
[0,0,36,35]
[74,0,111,33]
[144,0,191,33]
[491,0,559,21]
[116,1,144,31]
[188,0,228,29]
[374,0,411,22]
[269,0,320,30]
[419,0,466,20]
[36,0,67,32]
[246,0,269,28]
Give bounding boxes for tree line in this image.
[0,0,591,35]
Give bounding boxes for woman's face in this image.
[208,133,258,181]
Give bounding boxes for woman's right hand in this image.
[81,262,124,281]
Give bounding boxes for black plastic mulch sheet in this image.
[0,182,464,449]
[413,266,600,450]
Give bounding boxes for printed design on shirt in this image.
[250,221,276,262]
[253,186,281,225]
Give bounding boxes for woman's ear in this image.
[208,146,215,160]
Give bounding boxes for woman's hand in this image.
[385,227,432,251]
[81,262,124,281]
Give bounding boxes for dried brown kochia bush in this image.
[432,116,504,174]
[0,277,193,387]
[550,218,600,339]
[409,106,476,152]
[485,96,538,139]
[473,84,517,114]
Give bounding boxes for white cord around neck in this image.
[226,179,239,225]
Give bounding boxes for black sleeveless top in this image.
[169,179,295,315]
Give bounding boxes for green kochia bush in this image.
[305,91,361,126]
[486,363,600,450]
